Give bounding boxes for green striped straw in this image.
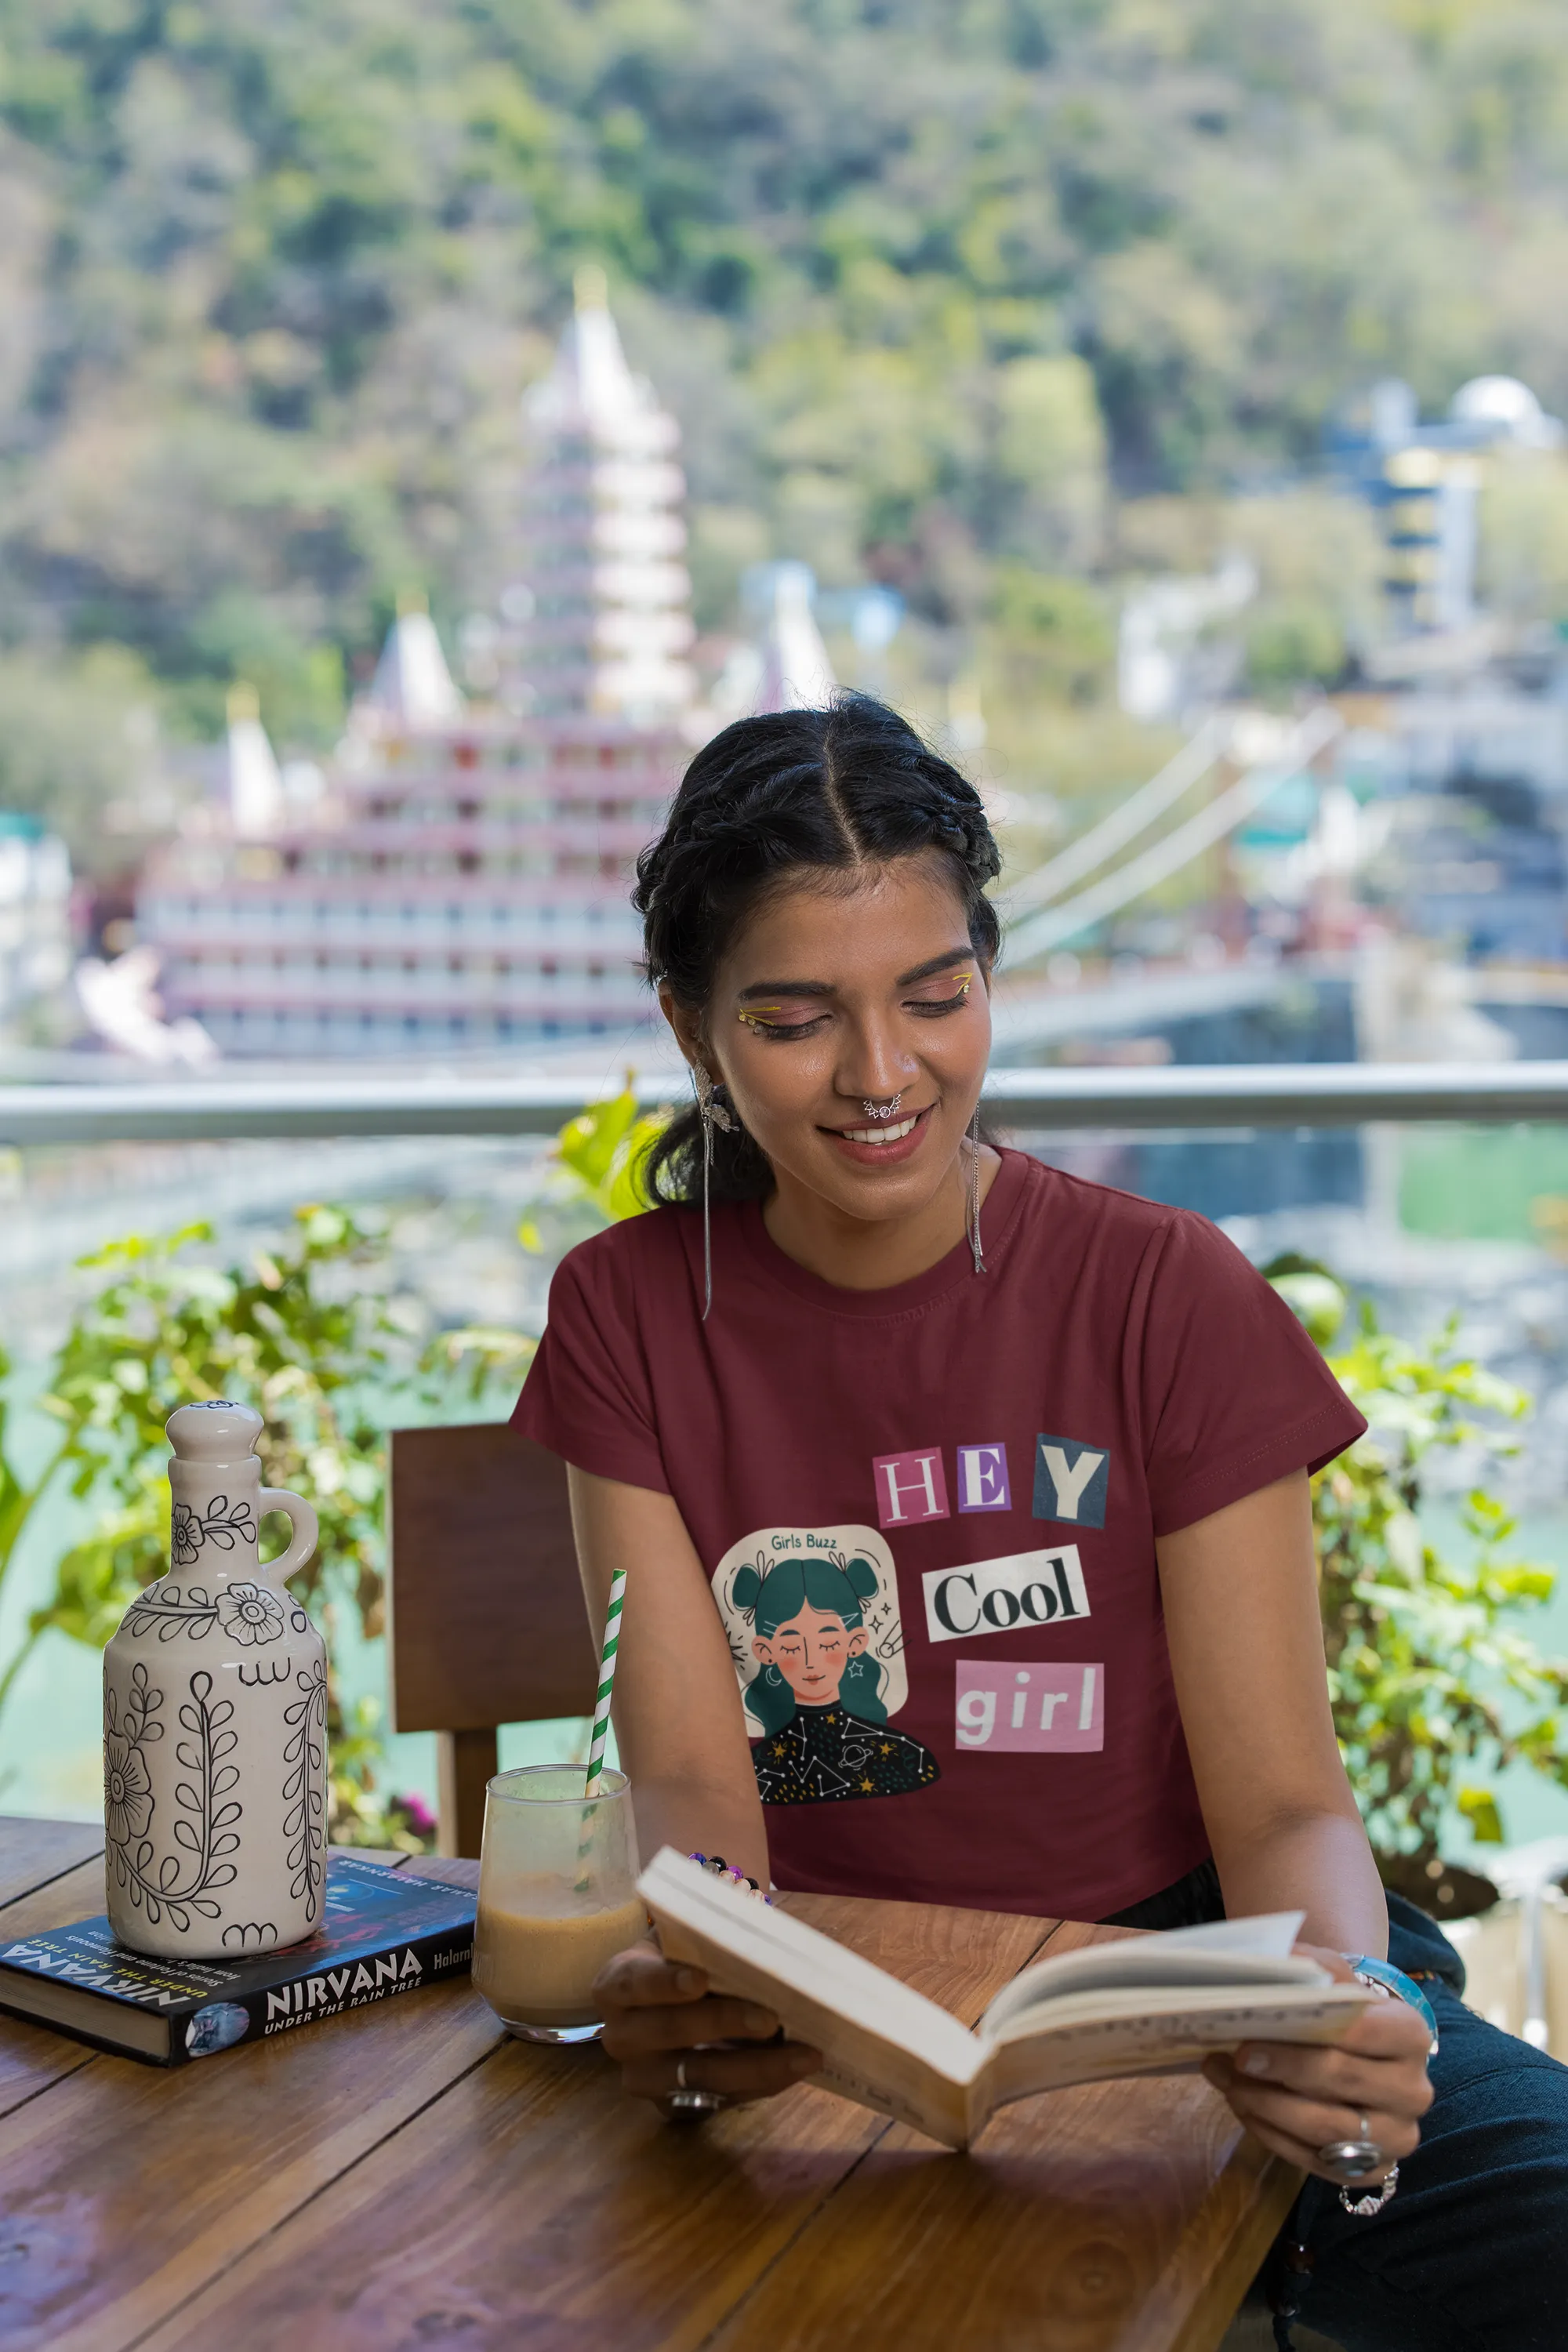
[583,1564,626,1800]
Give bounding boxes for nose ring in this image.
[861,1092,903,1120]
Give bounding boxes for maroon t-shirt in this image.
[512,1149,1364,1921]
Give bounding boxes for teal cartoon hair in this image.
[732,1553,887,1737]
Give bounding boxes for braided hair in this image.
[635,692,1001,1206]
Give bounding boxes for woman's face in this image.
[753,1604,868,1707]
[666,852,991,1229]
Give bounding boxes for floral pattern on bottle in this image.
[171,1494,256,1567]
[103,1399,323,1959]
[103,1661,243,1933]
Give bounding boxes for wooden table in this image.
[0,1817,1297,2352]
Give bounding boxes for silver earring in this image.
[693,1065,733,1321]
[861,1092,903,1121]
[967,1107,986,1276]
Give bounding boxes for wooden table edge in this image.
[1164,2150,1302,2352]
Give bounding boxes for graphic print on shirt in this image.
[1033,1434,1111,1529]
[955,1659,1104,1752]
[955,1442,1011,1512]
[921,1545,1090,1644]
[871,1449,949,1529]
[711,1526,941,1807]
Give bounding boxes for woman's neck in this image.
[761,1144,1002,1290]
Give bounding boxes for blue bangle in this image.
[1345,1955,1439,2049]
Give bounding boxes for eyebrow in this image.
[735,948,975,1002]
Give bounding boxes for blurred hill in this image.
[2,0,1567,865]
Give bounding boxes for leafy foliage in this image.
[6,1154,1566,1870]
[31,1208,394,1642]
[0,1103,646,1841]
[0,1205,442,1842]
[5,0,1568,831]
[557,1080,666,1224]
[1269,1260,1568,1864]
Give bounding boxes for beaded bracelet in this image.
[688,1851,772,1904]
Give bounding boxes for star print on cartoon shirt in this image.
[753,1704,941,1806]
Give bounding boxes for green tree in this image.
[5,0,1568,738]
[986,564,1116,706]
[0,648,180,880]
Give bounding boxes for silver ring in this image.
[861,1093,903,1120]
[666,2058,725,2116]
[1317,2114,1384,2180]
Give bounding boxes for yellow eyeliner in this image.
[738,973,974,1030]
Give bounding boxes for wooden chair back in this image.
[386,1423,597,1857]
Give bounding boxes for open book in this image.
[638,1848,1370,2150]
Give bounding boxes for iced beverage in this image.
[474,1885,648,2031]
[473,1763,641,2043]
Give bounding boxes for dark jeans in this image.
[1105,1864,1568,2351]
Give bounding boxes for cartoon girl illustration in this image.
[732,1552,940,1806]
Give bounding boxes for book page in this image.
[978,1910,1310,2040]
[977,1981,1368,2120]
[637,1850,982,2147]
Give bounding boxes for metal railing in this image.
[1,1061,1566,1144]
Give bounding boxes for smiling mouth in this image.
[833,1111,923,1147]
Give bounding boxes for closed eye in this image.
[737,970,975,1036]
[737,1007,829,1039]
[905,975,975,1016]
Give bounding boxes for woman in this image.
[514,695,1568,2350]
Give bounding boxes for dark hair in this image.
[731,1552,887,1735]
[634,693,1000,1205]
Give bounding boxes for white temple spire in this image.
[366,593,464,728]
[227,682,285,839]
[504,273,695,720]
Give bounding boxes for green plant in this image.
[509,1078,666,1262]
[0,1100,650,1842]
[554,1079,666,1225]
[987,565,1116,706]
[20,1134,1559,1879]
[0,1206,438,1842]
[1269,1258,1568,1866]
[424,1084,665,1401]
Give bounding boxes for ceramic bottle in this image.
[103,1401,325,1959]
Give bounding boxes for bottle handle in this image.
[258,1487,319,1584]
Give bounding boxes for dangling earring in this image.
[693,1064,734,1321]
[967,1106,987,1276]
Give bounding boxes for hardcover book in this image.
[0,1855,475,2066]
[640,1847,1371,2151]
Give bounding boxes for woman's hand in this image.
[594,1941,823,2110]
[1203,1946,1434,2186]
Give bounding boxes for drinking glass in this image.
[471,1765,643,2043]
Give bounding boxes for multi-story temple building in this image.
[138,278,702,1056]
